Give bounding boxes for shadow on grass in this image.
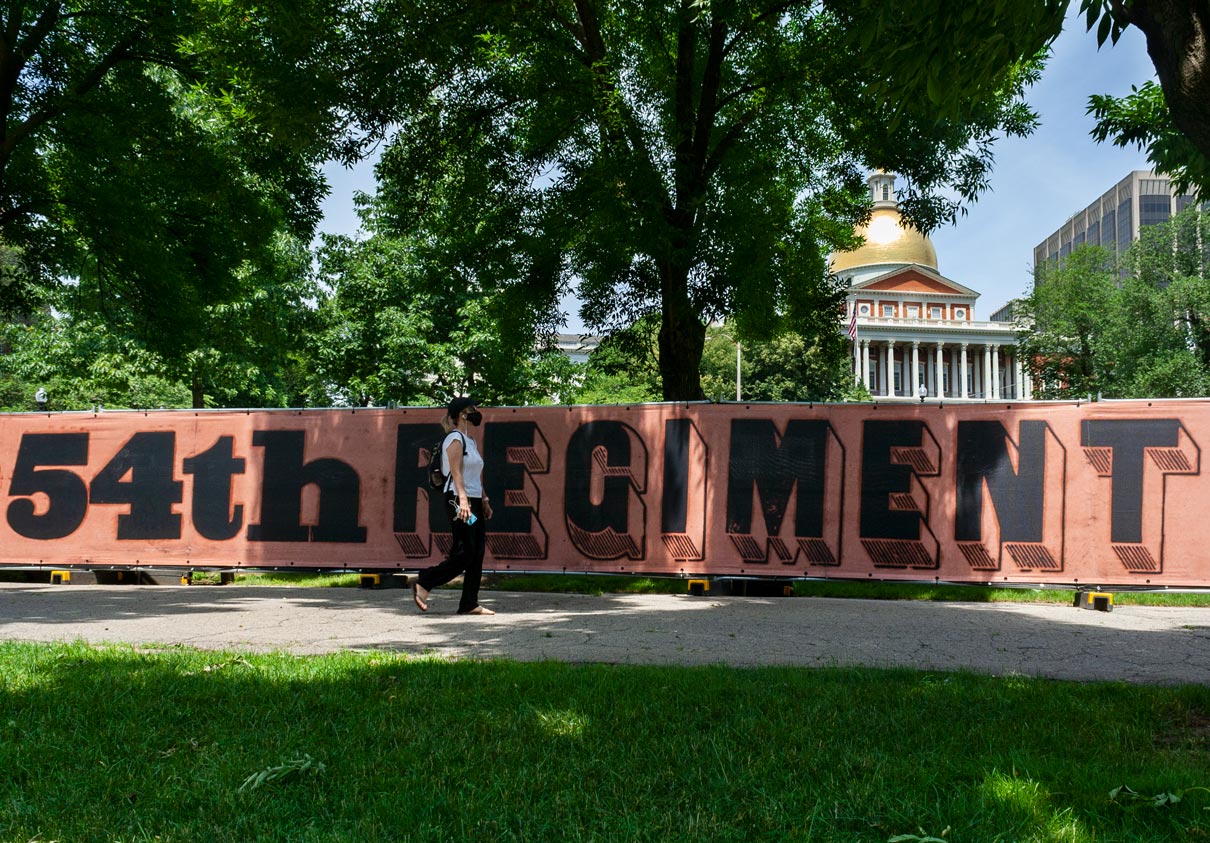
[0,642,1207,842]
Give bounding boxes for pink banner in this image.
[0,401,1205,586]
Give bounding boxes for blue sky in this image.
[319,7,1158,330]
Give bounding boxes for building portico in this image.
[835,172,1031,402]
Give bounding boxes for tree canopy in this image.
[1080,1,1210,197]
[309,227,578,408]
[356,0,1054,400]
[0,1,353,353]
[1017,207,1210,399]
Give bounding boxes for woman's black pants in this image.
[416,494,486,613]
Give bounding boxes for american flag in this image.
[847,308,858,341]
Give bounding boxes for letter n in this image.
[955,420,1066,572]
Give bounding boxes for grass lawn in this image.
[0,642,1207,842]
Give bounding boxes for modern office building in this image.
[833,172,1031,401]
[1032,170,1199,270]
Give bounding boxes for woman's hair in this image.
[443,396,475,435]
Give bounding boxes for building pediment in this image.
[849,265,978,298]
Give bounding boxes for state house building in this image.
[833,172,1032,401]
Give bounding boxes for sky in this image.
[317,6,1159,331]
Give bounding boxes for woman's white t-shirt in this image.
[442,431,484,497]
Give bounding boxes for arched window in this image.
[882,184,890,201]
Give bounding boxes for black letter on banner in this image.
[956,421,1042,540]
[392,423,443,530]
[8,433,89,539]
[483,421,550,560]
[391,423,449,558]
[1081,418,1199,573]
[1081,419,1179,543]
[248,430,367,543]
[90,432,183,539]
[859,420,941,569]
[725,419,839,565]
[663,419,692,533]
[661,418,706,562]
[564,421,646,560]
[183,436,246,541]
[955,420,1065,572]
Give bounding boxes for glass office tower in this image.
[1032,171,1198,272]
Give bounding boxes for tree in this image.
[359,1,1053,400]
[566,316,663,404]
[1019,208,1210,398]
[0,234,321,411]
[0,2,351,354]
[166,232,322,408]
[700,322,850,402]
[0,300,192,412]
[311,230,578,407]
[1115,207,1210,394]
[1081,1,1210,196]
[1016,246,1120,399]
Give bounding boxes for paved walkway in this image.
[1,584,1208,685]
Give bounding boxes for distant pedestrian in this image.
[412,397,495,615]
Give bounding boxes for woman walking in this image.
[412,397,495,615]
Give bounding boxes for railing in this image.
[854,316,1018,333]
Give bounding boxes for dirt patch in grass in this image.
[1155,709,1210,750]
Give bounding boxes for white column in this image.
[991,345,1001,400]
[861,340,871,387]
[911,342,921,397]
[1014,353,1024,401]
[959,343,969,399]
[885,341,895,396]
[981,346,991,399]
[886,340,896,396]
[853,338,861,384]
[934,342,944,398]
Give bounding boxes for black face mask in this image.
[466,410,483,427]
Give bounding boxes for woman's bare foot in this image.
[412,583,429,612]
[460,605,495,615]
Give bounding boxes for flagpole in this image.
[848,306,860,385]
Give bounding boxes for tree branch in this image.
[1125,0,1210,165]
[1,3,64,147]
[1,27,143,175]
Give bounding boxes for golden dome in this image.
[830,206,938,273]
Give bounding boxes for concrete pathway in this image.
[1,584,1208,685]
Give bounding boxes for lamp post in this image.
[735,341,742,401]
[34,387,47,411]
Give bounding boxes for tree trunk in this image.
[191,375,205,409]
[1130,1,1210,161]
[657,263,707,401]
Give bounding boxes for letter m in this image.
[726,419,844,567]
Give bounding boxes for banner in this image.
[0,400,1205,586]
